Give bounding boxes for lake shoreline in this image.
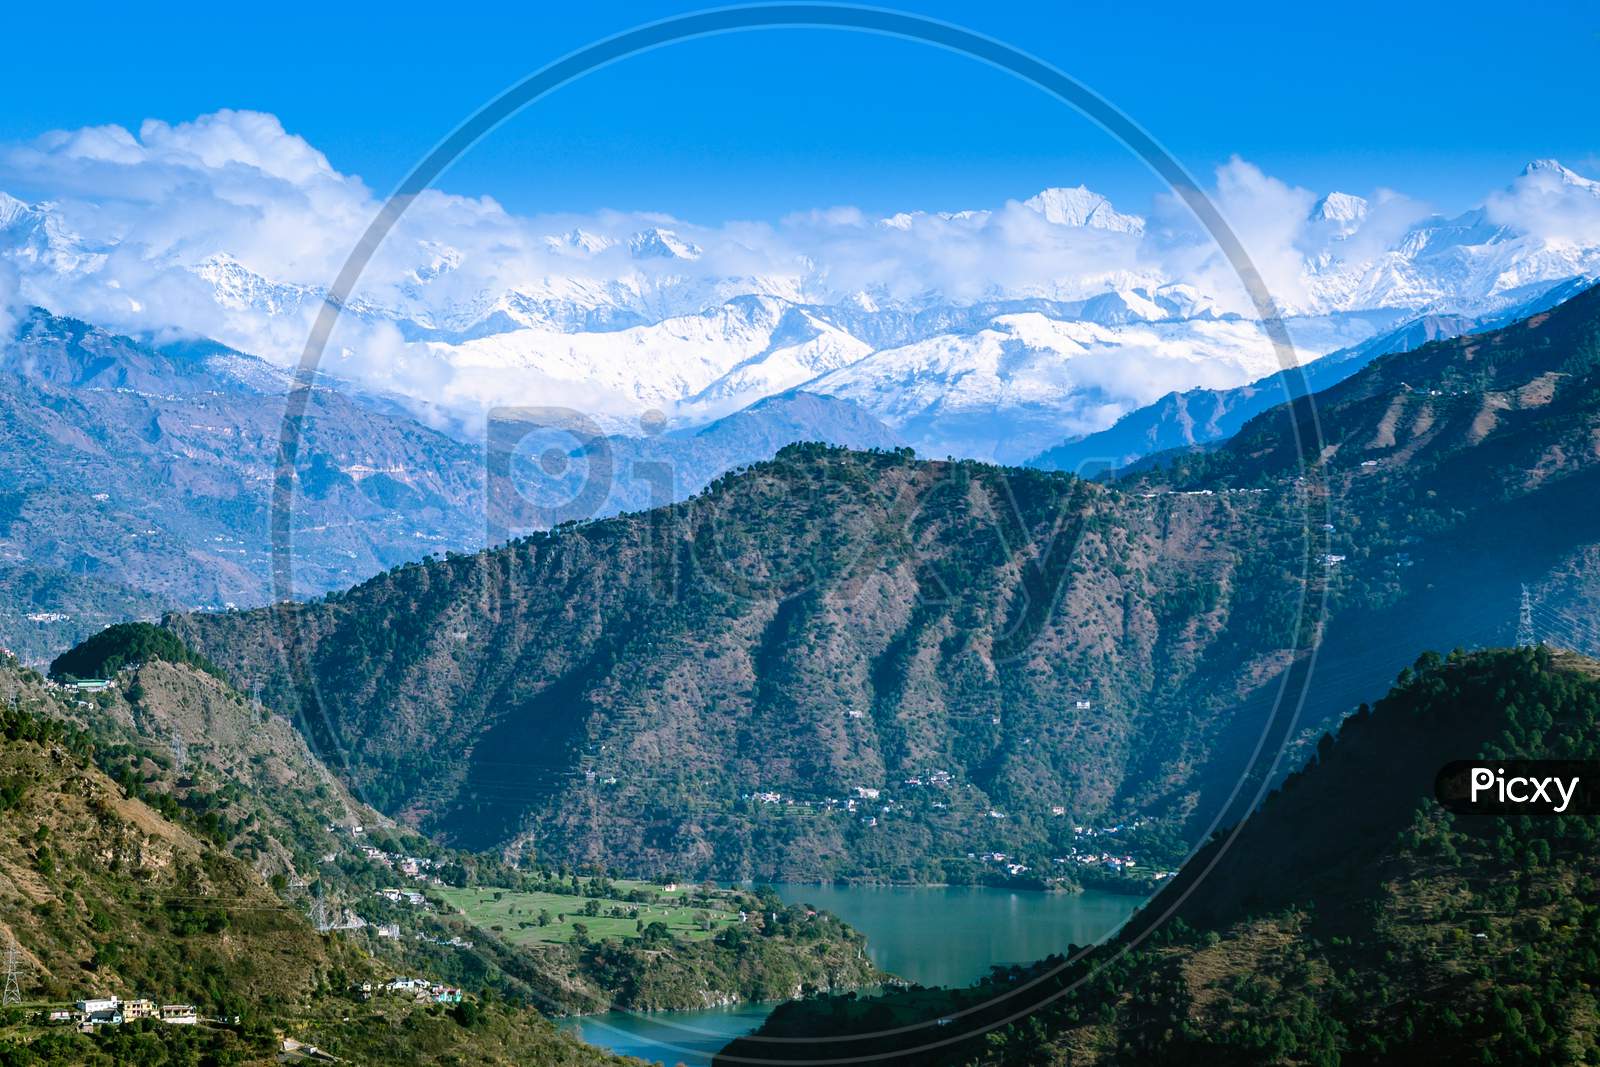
[558,884,1146,1064]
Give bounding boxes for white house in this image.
[160,1004,198,1025]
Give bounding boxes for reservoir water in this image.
[558,884,1142,1065]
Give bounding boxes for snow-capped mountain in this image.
[627,227,702,260]
[2,113,1597,463]
[1023,186,1146,234]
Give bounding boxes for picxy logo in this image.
[1468,767,1579,812]
[1435,760,1599,815]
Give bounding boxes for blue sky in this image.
[4,0,1597,221]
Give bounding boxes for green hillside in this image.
[0,654,628,1066]
[719,646,1600,1065]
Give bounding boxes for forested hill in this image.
[170,444,1311,880]
[167,281,1600,881]
[721,646,1600,1065]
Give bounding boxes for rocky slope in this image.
[35,626,890,1018]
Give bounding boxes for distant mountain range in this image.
[7,140,1600,670]
[5,156,1599,463]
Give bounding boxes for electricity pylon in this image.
[1517,584,1536,647]
[2,934,22,1007]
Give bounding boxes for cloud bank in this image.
[1,109,1596,427]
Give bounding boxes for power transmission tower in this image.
[309,898,329,933]
[1517,584,1536,647]
[3,934,22,1007]
[170,731,188,772]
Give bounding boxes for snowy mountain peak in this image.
[0,191,100,274]
[1309,192,1370,240]
[544,228,617,256]
[1521,159,1600,193]
[1022,186,1145,235]
[878,208,992,231]
[1312,192,1369,224]
[409,242,463,285]
[0,190,33,229]
[628,227,702,261]
[193,253,316,316]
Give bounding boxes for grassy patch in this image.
[434,882,742,946]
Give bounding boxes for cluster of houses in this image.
[1137,487,1267,500]
[44,676,115,695]
[325,823,447,882]
[1071,817,1152,840]
[376,887,429,908]
[973,852,1032,877]
[969,848,1166,880]
[956,814,1179,882]
[350,978,463,1004]
[900,770,953,788]
[357,843,442,881]
[25,611,73,625]
[742,769,976,815]
[50,996,198,1031]
[1059,851,1139,872]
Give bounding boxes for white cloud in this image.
[1485,161,1600,247]
[1149,157,1319,316]
[0,109,1594,430]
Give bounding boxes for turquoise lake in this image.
[557,884,1143,1065]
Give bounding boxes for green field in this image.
[434,881,743,947]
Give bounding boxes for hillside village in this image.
[31,996,198,1032]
